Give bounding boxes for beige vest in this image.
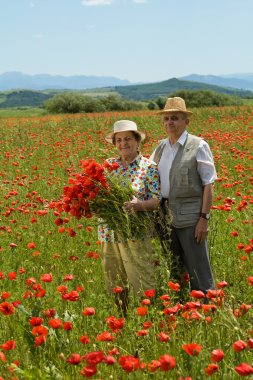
[154,134,203,228]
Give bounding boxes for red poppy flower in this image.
[144,289,156,298]
[235,362,253,376]
[29,317,43,326]
[83,351,104,366]
[167,281,180,291]
[27,242,36,249]
[32,326,49,336]
[96,331,114,341]
[232,340,247,352]
[211,349,225,362]
[141,298,151,306]
[204,363,219,375]
[103,355,116,365]
[136,307,147,316]
[48,318,62,329]
[142,321,152,329]
[248,338,253,349]
[160,294,170,301]
[159,354,176,371]
[1,292,11,300]
[41,273,53,283]
[0,302,15,316]
[80,335,90,344]
[63,274,74,281]
[113,287,123,294]
[182,343,202,356]
[82,307,95,316]
[80,365,97,378]
[1,340,15,351]
[148,360,161,373]
[65,290,79,302]
[66,353,81,365]
[63,322,72,331]
[43,309,56,318]
[0,351,6,362]
[157,332,170,342]
[34,335,47,347]
[137,329,148,337]
[118,355,141,372]
[216,281,228,289]
[57,285,68,293]
[8,272,17,280]
[190,290,205,299]
[106,316,124,331]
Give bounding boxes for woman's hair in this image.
[112,131,141,145]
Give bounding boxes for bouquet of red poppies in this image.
[54,159,154,240]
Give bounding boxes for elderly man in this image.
[151,97,217,297]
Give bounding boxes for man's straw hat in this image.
[105,120,146,144]
[158,97,193,116]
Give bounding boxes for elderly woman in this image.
[99,119,161,314]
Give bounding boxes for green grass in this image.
[0,106,252,379]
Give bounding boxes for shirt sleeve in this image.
[149,150,156,161]
[196,140,217,185]
[145,163,162,200]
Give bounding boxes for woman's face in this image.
[114,131,139,160]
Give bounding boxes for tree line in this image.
[43,90,244,114]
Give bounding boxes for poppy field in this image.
[0,106,252,379]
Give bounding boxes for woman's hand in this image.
[124,196,160,214]
[124,196,140,214]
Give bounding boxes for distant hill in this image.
[0,77,252,109]
[0,90,54,108]
[180,74,253,92]
[0,71,131,91]
[115,77,253,100]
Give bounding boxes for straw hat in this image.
[158,97,193,116]
[105,120,146,144]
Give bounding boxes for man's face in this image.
[163,112,188,137]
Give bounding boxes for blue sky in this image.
[1,0,253,83]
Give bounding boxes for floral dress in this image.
[98,155,161,242]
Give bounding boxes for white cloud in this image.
[81,0,113,6]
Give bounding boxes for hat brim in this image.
[105,130,146,144]
[157,109,193,116]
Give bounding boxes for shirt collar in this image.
[165,130,188,147]
[117,154,141,167]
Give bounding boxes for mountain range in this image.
[0,71,130,91]
[0,72,253,109]
[1,71,253,92]
[180,74,253,92]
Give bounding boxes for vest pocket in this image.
[179,199,201,218]
[179,167,189,186]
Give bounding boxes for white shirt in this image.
[150,131,217,198]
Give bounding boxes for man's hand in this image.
[195,217,209,244]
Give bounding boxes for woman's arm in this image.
[124,196,160,213]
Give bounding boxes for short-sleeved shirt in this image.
[98,155,161,242]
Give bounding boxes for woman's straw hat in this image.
[105,120,146,143]
[158,97,193,116]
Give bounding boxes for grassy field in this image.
[0,106,252,379]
